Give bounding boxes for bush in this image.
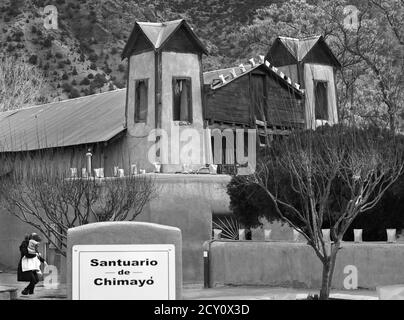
[62,83,72,93]
[118,64,126,73]
[62,72,69,80]
[89,53,98,62]
[69,88,80,99]
[42,36,53,48]
[114,80,126,89]
[28,55,38,65]
[93,73,107,88]
[80,77,90,85]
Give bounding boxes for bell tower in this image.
[122,20,209,173]
[266,36,341,129]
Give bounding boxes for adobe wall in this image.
[0,174,231,285]
[206,241,404,289]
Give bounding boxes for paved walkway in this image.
[0,271,378,300]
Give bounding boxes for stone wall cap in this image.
[68,221,181,234]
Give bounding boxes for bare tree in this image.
[0,166,157,256]
[247,125,404,299]
[0,56,46,112]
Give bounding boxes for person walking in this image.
[17,233,47,295]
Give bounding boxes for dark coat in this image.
[17,240,44,282]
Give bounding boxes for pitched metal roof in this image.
[203,58,304,96]
[0,89,127,152]
[122,19,208,58]
[271,35,341,68]
[278,36,322,61]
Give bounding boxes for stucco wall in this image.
[126,51,156,172]
[138,174,230,283]
[160,52,207,172]
[66,221,182,299]
[304,63,338,129]
[207,241,404,289]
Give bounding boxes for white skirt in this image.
[21,256,41,272]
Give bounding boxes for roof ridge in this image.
[208,55,303,94]
[0,89,126,114]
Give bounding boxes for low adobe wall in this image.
[206,241,404,289]
[0,174,231,285]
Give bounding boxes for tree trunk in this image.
[319,243,340,300]
[319,259,331,300]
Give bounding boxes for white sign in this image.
[72,244,175,300]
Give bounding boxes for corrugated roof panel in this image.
[0,89,127,152]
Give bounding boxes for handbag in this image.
[37,269,44,281]
[21,256,41,272]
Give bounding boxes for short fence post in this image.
[387,229,396,243]
[354,229,363,243]
[238,229,246,241]
[203,250,209,288]
[213,229,222,240]
[264,229,272,241]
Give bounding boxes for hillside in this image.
[0,0,280,104]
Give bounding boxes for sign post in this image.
[72,244,176,300]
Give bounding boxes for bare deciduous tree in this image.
[247,125,404,299]
[0,167,157,256]
[0,56,46,112]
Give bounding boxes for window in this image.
[135,79,148,122]
[314,81,328,120]
[173,78,192,122]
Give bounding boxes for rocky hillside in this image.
[0,0,280,103]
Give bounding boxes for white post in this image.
[354,229,363,243]
[386,229,396,243]
[70,168,77,178]
[86,149,92,177]
[238,229,246,241]
[153,163,161,173]
[81,168,88,178]
[264,229,272,241]
[213,229,222,240]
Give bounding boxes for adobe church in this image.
[0,20,341,281]
[0,19,340,175]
